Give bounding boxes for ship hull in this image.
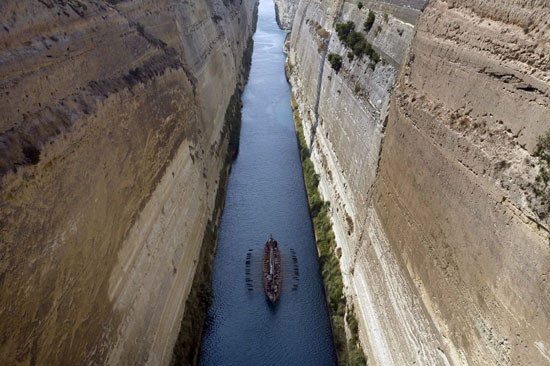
[262,237,282,303]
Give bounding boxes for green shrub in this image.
[383,12,389,22]
[198,283,214,309]
[370,49,380,63]
[346,31,364,56]
[136,22,145,35]
[346,313,359,337]
[357,1,363,9]
[364,10,375,32]
[335,21,355,40]
[335,21,380,63]
[348,347,368,366]
[327,53,343,72]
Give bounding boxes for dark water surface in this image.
[198,1,337,365]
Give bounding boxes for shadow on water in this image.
[266,301,279,313]
[198,1,337,365]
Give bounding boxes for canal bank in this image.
[291,92,367,365]
[198,0,337,364]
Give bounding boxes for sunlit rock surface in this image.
[283,0,550,364]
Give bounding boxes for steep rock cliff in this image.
[274,0,299,29]
[285,0,550,364]
[0,0,257,364]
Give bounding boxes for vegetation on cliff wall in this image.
[291,92,367,366]
[335,21,379,63]
[328,53,343,72]
[363,11,375,32]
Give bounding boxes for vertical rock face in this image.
[273,0,299,29]
[377,1,550,364]
[0,0,257,364]
[286,0,550,364]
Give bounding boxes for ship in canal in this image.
[262,235,282,303]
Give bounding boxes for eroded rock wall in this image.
[375,1,550,364]
[286,0,550,364]
[273,0,299,29]
[0,0,257,364]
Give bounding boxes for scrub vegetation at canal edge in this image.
[291,92,367,366]
[170,36,255,366]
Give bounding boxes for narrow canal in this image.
[198,1,337,364]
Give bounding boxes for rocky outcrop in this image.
[0,0,257,364]
[287,0,550,364]
[274,0,299,29]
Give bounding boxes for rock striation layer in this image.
[0,0,257,364]
[284,0,550,364]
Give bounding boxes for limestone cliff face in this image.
[285,0,550,364]
[0,0,257,364]
[273,0,299,29]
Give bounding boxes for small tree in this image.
[357,2,363,9]
[327,53,343,72]
[364,10,375,32]
[335,21,355,41]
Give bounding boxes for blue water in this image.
[198,1,337,365]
